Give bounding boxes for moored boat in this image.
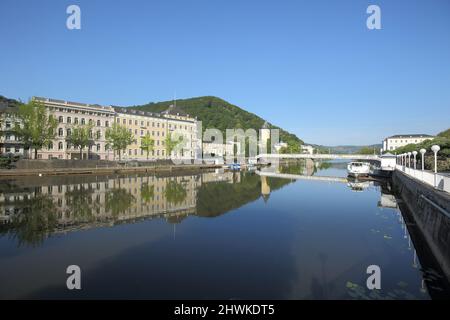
[347,162,371,177]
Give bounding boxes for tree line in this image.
[1,100,182,161]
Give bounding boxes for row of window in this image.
[53,107,113,117]
[128,149,166,156]
[48,142,103,151]
[4,117,193,131]
[58,116,110,127]
[3,147,21,153]
[116,118,193,131]
[389,138,428,144]
[57,128,102,139]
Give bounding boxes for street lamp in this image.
[431,145,440,188]
[431,145,440,173]
[412,151,417,170]
[419,149,426,171]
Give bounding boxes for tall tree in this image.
[105,123,134,161]
[14,100,58,159]
[165,132,182,157]
[66,125,93,160]
[140,133,154,160]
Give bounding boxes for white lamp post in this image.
[431,145,440,173]
[412,151,417,170]
[419,149,426,171]
[407,152,411,169]
[431,145,440,188]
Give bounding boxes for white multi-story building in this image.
[0,97,199,161]
[382,134,434,152]
[301,144,314,155]
[33,97,116,160]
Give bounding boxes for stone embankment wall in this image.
[392,170,450,281]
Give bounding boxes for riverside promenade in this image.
[0,159,222,177]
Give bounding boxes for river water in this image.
[0,160,448,299]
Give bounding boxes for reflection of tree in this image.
[197,172,293,217]
[318,162,332,170]
[165,180,187,205]
[105,188,135,218]
[8,195,58,247]
[65,185,99,222]
[141,184,154,203]
[279,161,305,175]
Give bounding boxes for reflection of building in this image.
[0,170,248,236]
[261,175,270,202]
[201,170,236,183]
[0,174,200,231]
[382,134,434,152]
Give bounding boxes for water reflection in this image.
[0,162,449,299]
[0,171,291,247]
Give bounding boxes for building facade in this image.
[382,134,434,152]
[0,103,24,156]
[301,144,314,155]
[0,97,199,161]
[33,97,116,160]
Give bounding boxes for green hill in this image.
[128,96,303,152]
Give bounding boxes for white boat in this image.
[347,162,371,177]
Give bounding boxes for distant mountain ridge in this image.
[127,96,304,152]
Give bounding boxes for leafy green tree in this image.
[140,133,154,160]
[105,123,134,161]
[14,100,58,159]
[66,125,93,160]
[165,132,182,156]
[358,146,376,155]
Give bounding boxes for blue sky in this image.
[1,0,449,145]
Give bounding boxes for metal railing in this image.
[396,164,450,193]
